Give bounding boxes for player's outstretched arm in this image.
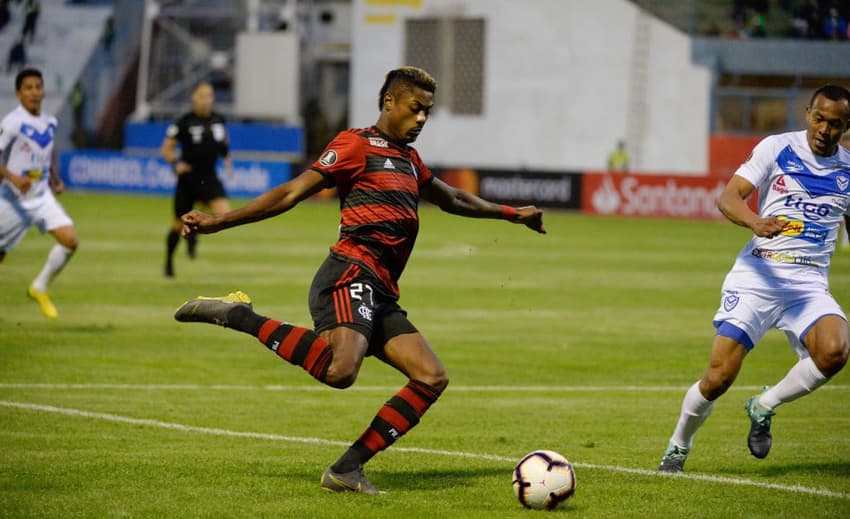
[420,177,546,234]
[181,169,327,237]
[717,175,785,238]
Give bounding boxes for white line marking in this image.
[1,399,848,501]
[1,383,847,392]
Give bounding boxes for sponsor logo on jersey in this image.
[189,125,204,143]
[775,215,828,245]
[783,160,804,173]
[777,216,804,236]
[383,158,395,169]
[772,176,789,195]
[319,149,338,167]
[783,194,830,220]
[368,137,388,148]
[723,293,740,312]
[751,247,820,267]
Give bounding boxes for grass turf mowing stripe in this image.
[1,383,848,392]
[2,399,848,501]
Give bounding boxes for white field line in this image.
[0,383,847,392]
[0,400,848,501]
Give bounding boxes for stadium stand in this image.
[0,0,112,150]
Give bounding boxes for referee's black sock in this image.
[165,230,179,274]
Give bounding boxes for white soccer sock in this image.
[759,357,829,411]
[32,244,75,292]
[670,381,715,449]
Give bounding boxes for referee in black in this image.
[160,81,232,277]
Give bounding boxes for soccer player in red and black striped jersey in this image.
[174,66,545,494]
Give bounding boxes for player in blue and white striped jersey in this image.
[660,84,850,473]
[0,68,78,319]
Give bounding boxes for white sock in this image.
[670,381,715,449]
[759,357,829,410]
[32,244,75,292]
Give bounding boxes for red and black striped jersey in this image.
[310,126,434,298]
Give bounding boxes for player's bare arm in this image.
[181,169,326,236]
[717,175,785,238]
[160,136,191,175]
[0,163,31,194]
[420,177,546,234]
[48,150,63,194]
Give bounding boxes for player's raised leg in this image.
[175,291,349,384]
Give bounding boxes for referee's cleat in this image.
[174,291,252,327]
[321,466,383,495]
[28,285,58,319]
[658,442,689,473]
[746,387,775,459]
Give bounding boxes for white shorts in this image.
[0,187,72,253]
[712,266,846,357]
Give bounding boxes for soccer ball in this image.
[512,450,576,510]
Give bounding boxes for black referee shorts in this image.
[173,175,227,218]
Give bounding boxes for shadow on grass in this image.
[264,466,509,493]
[755,461,850,478]
[714,459,850,482]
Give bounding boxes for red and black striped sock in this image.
[256,319,334,382]
[331,380,442,473]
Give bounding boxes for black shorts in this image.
[173,175,227,218]
[309,255,418,356]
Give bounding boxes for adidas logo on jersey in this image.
[384,158,395,169]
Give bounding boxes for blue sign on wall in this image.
[59,150,292,198]
[124,122,303,154]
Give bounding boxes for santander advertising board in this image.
[582,173,729,220]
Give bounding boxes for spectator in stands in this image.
[607,140,630,173]
[744,8,767,37]
[6,39,25,74]
[160,81,233,278]
[822,7,847,40]
[70,82,86,147]
[790,0,818,38]
[101,15,114,53]
[20,0,39,44]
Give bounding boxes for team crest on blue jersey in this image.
[723,293,740,312]
[837,175,849,192]
[319,149,337,167]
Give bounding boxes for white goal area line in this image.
[1,399,848,501]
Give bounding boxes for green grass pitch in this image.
[1,192,848,518]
